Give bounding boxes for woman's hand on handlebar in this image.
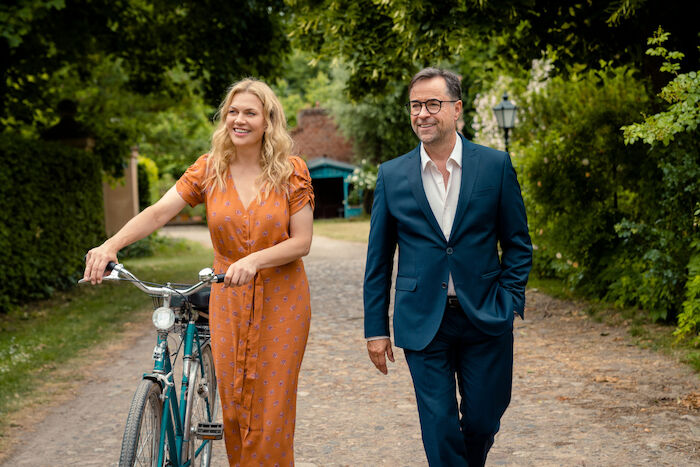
[84,244,118,285]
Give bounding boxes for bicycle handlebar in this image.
[79,262,225,299]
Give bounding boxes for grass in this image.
[528,274,700,373]
[313,216,370,243]
[0,238,214,445]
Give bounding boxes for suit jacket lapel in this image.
[449,135,479,240]
[406,148,447,242]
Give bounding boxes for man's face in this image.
[409,76,462,147]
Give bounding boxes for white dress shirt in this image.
[367,135,462,341]
[420,134,462,296]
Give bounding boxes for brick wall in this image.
[291,108,354,163]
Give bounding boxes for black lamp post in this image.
[492,92,517,154]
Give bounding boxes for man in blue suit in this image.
[364,67,532,466]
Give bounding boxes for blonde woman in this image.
[84,78,314,465]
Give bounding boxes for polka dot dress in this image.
[176,155,314,466]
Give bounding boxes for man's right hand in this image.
[367,338,395,375]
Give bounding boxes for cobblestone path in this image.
[1,226,698,466]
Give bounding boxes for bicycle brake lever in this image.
[77,268,121,284]
[77,258,120,284]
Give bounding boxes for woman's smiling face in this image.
[226,91,267,149]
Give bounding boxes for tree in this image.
[288,0,700,98]
[272,52,417,164]
[1,0,290,171]
[2,0,290,111]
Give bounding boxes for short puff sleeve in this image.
[288,156,315,215]
[175,154,208,207]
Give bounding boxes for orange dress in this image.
[176,155,314,466]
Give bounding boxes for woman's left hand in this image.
[223,254,259,287]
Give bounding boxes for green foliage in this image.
[289,0,413,98]
[622,28,700,332]
[518,65,650,279]
[328,80,417,163]
[623,28,700,145]
[2,0,290,111]
[134,77,214,179]
[515,29,700,327]
[120,233,168,260]
[346,188,362,206]
[347,158,379,192]
[614,30,700,333]
[514,65,691,313]
[289,0,700,98]
[273,53,417,163]
[272,49,338,128]
[137,156,159,211]
[606,220,687,321]
[675,237,700,345]
[0,1,66,48]
[347,157,379,212]
[0,134,104,312]
[35,60,213,179]
[2,0,288,175]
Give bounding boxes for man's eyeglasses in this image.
[406,99,459,116]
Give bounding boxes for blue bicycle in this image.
[82,262,224,466]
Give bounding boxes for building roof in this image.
[306,156,357,172]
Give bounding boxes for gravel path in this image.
[2,225,698,466]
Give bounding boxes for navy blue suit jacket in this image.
[363,134,533,351]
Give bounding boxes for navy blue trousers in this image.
[404,304,513,467]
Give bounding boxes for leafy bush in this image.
[517,65,650,291]
[346,188,362,206]
[675,237,700,346]
[120,233,168,259]
[137,156,159,211]
[513,29,700,328]
[605,220,687,321]
[347,158,379,213]
[619,29,700,329]
[0,134,104,312]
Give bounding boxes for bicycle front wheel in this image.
[119,379,163,467]
[185,343,218,466]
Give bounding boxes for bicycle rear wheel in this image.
[119,379,163,467]
[184,343,218,466]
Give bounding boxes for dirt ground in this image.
[1,227,698,466]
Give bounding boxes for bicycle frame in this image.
[148,318,212,467]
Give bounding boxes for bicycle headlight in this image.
[152,306,175,330]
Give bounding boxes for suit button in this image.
[441,282,448,289]
[446,247,453,255]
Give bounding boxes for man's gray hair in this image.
[408,67,462,100]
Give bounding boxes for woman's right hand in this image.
[83,243,118,285]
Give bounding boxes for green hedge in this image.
[137,155,159,212]
[516,63,699,326]
[0,134,105,312]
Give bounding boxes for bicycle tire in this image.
[184,342,218,466]
[119,379,163,467]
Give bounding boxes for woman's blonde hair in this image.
[205,78,294,197]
